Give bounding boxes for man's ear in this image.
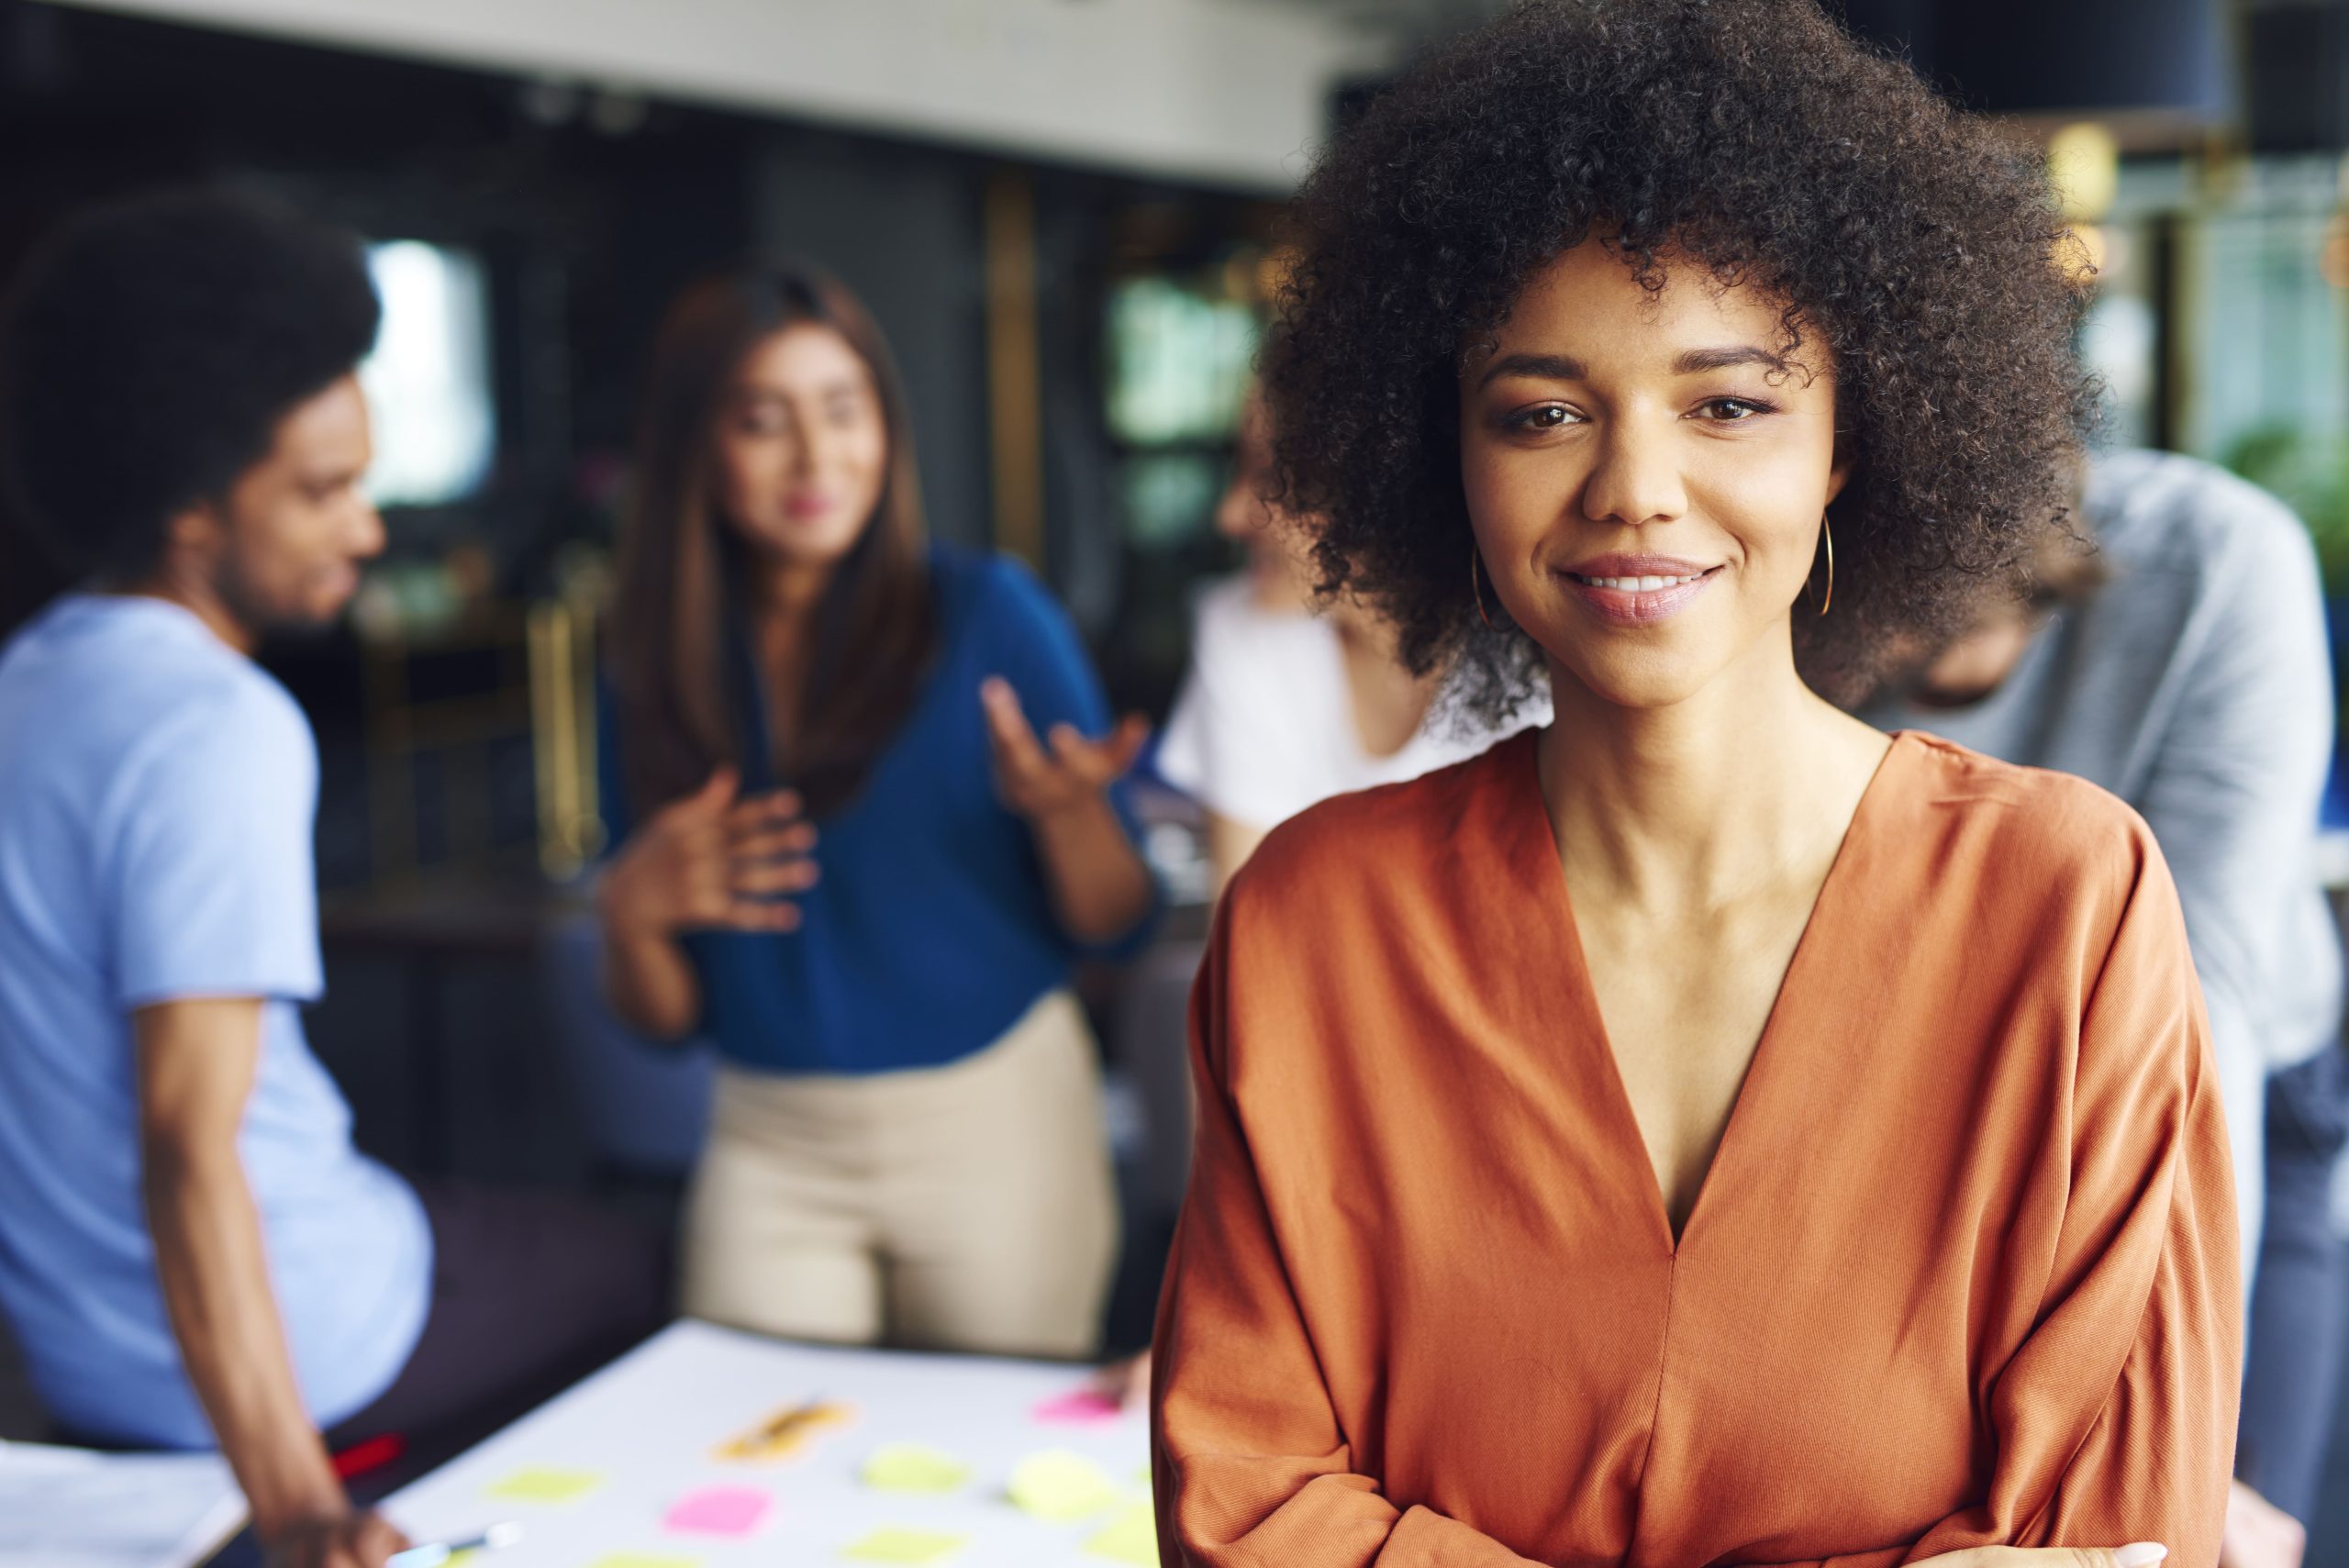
[162,497,226,564]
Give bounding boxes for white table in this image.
[382,1321,1153,1567]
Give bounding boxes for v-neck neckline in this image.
[1508,728,1909,1257]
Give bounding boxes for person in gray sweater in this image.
[1861,448,2344,1568]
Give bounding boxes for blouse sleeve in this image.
[1150,895,1547,1568]
[1868,841,2242,1568]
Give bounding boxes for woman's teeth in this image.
[1575,572,1708,591]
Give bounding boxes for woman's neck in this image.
[1244,534,1316,615]
[1537,636,1887,916]
[1330,600,1432,759]
[742,555,833,740]
[748,553,831,625]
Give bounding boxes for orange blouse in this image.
[1151,729,2239,1567]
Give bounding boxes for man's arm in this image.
[135,997,403,1568]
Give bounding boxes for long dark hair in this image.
[608,261,935,819]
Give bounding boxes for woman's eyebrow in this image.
[1475,351,1586,389]
[1672,344,1786,374]
[1475,345,1789,388]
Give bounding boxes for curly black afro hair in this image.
[1263,0,2095,713]
[0,187,380,584]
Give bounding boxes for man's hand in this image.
[262,1509,410,1568]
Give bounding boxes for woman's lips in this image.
[1558,562,1723,626]
[782,494,836,521]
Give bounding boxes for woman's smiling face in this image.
[1459,240,1848,711]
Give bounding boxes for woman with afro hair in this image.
[1148,4,2239,1566]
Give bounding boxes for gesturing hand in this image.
[599,765,818,936]
[980,677,1149,822]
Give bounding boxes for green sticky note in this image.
[1085,1501,1159,1566]
[1007,1449,1122,1522]
[483,1464,605,1504]
[841,1526,968,1564]
[861,1441,973,1494]
[586,1556,700,1568]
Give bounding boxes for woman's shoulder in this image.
[931,540,1037,613]
[1891,729,2163,909]
[931,543,1084,659]
[1226,732,1531,916]
[1190,573,1330,650]
[956,543,1119,648]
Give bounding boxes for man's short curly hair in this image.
[0,187,380,584]
[1262,0,2095,713]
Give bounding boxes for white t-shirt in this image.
[1156,574,1544,830]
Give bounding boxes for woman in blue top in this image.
[598,261,1159,1357]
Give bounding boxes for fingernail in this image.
[2115,1544,2166,1568]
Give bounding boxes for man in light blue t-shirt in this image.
[0,190,662,1568]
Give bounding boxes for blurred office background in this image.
[2,0,2346,1549]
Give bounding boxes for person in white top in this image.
[1156,390,1543,893]
[1098,391,1544,1410]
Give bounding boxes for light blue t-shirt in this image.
[0,595,431,1448]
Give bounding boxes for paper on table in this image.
[584,1555,700,1568]
[859,1442,972,1494]
[384,1324,1156,1566]
[840,1525,969,1563]
[482,1465,605,1504]
[0,1440,247,1568]
[1007,1451,1123,1523]
[662,1483,773,1536]
[1083,1501,1159,1566]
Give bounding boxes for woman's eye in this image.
[1502,404,1579,432]
[1697,397,1772,421]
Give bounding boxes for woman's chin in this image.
[1542,641,1721,714]
[731,514,866,570]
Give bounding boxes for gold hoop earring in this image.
[1817,512,1835,617]
[1470,544,1497,629]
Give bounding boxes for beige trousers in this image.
[679,989,1119,1359]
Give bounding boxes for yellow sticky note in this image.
[1085,1501,1159,1566]
[861,1441,973,1494]
[1008,1450,1122,1523]
[483,1465,605,1503]
[586,1556,700,1568]
[841,1526,968,1563]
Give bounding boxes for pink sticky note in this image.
[662,1484,774,1537]
[1033,1389,1124,1426]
